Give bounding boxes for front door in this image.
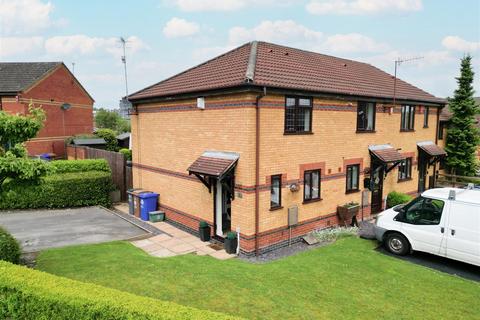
[371,163,384,214]
[418,153,428,193]
[215,180,232,237]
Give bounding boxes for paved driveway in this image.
[0,207,148,252]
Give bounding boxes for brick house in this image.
[0,62,94,157]
[128,41,446,255]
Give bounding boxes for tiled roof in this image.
[188,151,239,178]
[417,141,446,157]
[129,41,444,104]
[369,144,405,163]
[0,62,61,94]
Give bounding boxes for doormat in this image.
[208,243,224,251]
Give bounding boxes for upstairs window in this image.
[270,175,282,209]
[285,97,312,134]
[346,164,360,193]
[398,157,412,181]
[401,105,415,131]
[304,169,321,202]
[423,106,429,128]
[438,122,445,140]
[357,102,376,132]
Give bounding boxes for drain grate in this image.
[208,243,223,251]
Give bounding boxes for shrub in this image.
[95,128,118,151]
[226,231,237,240]
[51,159,111,173]
[386,191,413,208]
[199,221,209,228]
[0,171,113,209]
[119,148,132,161]
[0,261,240,320]
[0,228,20,264]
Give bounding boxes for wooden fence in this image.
[66,146,132,201]
[435,172,480,188]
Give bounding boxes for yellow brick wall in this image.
[131,92,441,237]
[131,93,258,235]
[257,94,440,232]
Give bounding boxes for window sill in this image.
[356,130,376,134]
[345,189,360,194]
[400,129,415,132]
[397,178,412,183]
[270,206,283,211]
[423,126,429,129]
[284,131,314,135]
[303,198,322,204]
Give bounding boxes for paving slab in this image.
[0,207,149,253]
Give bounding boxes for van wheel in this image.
[385,233,410,256]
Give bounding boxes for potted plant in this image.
[224,231,238,254]
[198,221,211,242]
[337,201,360,226]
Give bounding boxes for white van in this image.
[374,187,480,267]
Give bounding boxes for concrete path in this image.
[131,222,236,260]
[0,207,148,253]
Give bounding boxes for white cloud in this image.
[306,0,423,15]
[164,0,294,12]
[162,17,200,38]
[0,36,44,58]
[0,0,54,35]
[441,36,480,52]
[228,20,323,47]
[322,33,388,53]
[44,35,147,57]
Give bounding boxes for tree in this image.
[445,55,480,176]
[0,102,51,188]
[95,128,119,151]
[95,108,130,133]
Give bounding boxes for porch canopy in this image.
[369,144,406,175]
[188,151,239,192]
[417,141,446,164]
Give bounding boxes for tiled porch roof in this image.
[369,144,406,163]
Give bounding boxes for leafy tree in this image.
[0,102,51,188]
[445,55,480,176]
[95,128,118,151]
[95,108,130,133]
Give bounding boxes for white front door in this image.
[400,196,447,256]
[215,180,223,237]
[446,202,480,266]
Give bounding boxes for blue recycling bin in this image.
[138,192,159,221]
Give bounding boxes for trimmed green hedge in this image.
[386,191,413,208]
[0,228,20,264]
[0,261,240,320]
[119,148,132,161]
[51,159,111,173]
[0,171,113,209]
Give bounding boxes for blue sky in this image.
[1,0,479,108]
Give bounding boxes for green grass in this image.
[36,237,480,320]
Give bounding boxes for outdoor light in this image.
[60,103,71,110]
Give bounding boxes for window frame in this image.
[438,122,445,140]
[400,105,416,131]
[398,157,412,181]
[423,106,429,128]
[303,169,321,203]
[284,96,313,134]
[356,101,376,132]
[270,174,282,210]
[345,164,360,193]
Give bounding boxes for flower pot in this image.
[199,226,211,242]
[224,237,237,254]
[337,205,360,221]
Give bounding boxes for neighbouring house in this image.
[128,41,446,255]
[437,97,480,167]
[0,62,94,157]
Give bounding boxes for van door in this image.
[399,197,447,255]
[446,202,480,266]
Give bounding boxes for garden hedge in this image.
[51,159,111,173]
[0,228,20,264]
[0,261,240,320]
[0,171,113,209]
[386,191,413,208]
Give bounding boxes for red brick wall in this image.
[1,65,94,157]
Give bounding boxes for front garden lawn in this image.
[36,237,480,320]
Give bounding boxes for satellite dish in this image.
[61,103,71,110]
